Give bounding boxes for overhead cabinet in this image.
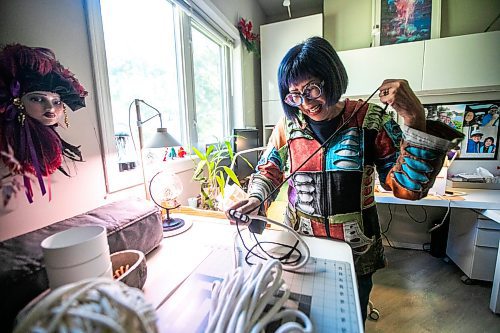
[338,41,425,97]
[422,31,500,91]
[337,31,500,97]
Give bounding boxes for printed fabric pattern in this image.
[248,99,463,275]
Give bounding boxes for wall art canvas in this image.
[372,0,441,46]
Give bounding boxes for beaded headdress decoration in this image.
[0,44,88,202]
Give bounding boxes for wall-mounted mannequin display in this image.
[0,44,88,203]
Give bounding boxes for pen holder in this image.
[430,167,447,196]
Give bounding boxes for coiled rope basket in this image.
[13,277,158,333]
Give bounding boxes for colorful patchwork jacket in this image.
[248,99,464,276]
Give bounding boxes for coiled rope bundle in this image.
[206,259,313,333]
[14,277,157,333]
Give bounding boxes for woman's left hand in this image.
[379,79,426,132]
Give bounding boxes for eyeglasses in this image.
[284,81,324,107]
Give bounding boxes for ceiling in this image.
[255,0,323,23]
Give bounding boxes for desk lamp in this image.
[135,99,191,236]
[134,99,180,199]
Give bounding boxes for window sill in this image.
[144,155,199,176]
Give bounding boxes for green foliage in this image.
[192,138,242,210]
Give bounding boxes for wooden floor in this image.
[365,246,500,333]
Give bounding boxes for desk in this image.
[376,188,500,313]
[142,213,363,332]
[375,188,500,212]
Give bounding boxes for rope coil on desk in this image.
[14,278,158,333]
[206,259,313,333]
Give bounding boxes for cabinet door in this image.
[260,14,323,102]
[422,31,500,91]
[446,208,478,277]
[338,41,424,98]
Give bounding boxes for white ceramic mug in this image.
[41,226,112,289]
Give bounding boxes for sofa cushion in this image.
[0,198,162,331]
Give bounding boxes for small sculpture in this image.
[168,147,177,159]
[177,146,187,158]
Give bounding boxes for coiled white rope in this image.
[205,259,313,333]
[14,277,157,333]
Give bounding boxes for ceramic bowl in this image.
[110,250,147,289]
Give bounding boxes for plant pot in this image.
[200,182,220,211]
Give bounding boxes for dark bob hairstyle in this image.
[277,36,348,120]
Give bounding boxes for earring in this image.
[13,97,26,126]
[63,104,69,127]
[18,112,26,126]
[13,97,24,110]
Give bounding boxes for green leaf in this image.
[224,140,234,160]
[207,161,215,180]
[192,147,206,161]
[216,173,225,197]
[223,166,241,187]
[193,160,207,180]
[239,155,254,169]
[206,145,214,157]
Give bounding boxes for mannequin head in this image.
[0,44,88,202]
[21,91,64,126]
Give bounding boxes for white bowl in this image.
[41,226,109,269]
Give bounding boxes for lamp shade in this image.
[145,128,180,148]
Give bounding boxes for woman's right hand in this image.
[225,197,261,225]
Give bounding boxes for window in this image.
[86,0,239,192]
[191,24,230,146]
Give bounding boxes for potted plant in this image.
[192,139,247,210]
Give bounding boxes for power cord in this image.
[404,204,428,224]
[381,204,429,251]
[205,259,313,333]
[428,195,451,233]
[380,203,395,248]
[229,209,310,271]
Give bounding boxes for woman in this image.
[0,44,88,202]
[482,136,496,153]
[227,37,463,323]
[463,110,477,127]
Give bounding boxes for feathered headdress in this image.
[0,44,88,203]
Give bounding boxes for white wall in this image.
[0,0,110,241]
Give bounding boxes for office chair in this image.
[368,300,380,320]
